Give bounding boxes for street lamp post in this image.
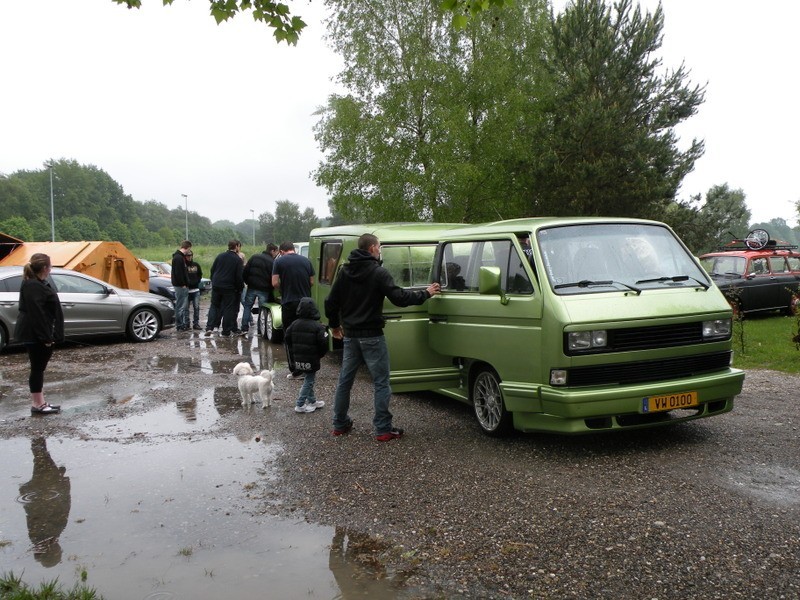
[45,162,55,241]
[181,194,188,241]
[250,209,255,246]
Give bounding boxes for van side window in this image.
[788,256,800,271]
[440,242,473,291]
[319,242,342,284]
[381,244,437,288]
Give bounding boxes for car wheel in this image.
[263,309,282,343]
[126,307,161,342]
[472,367,512,436]
[0,324,6,352]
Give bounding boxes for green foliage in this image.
[0,160,286,248]
[258,200,321,244]
[315,0,551,223]
[0,571,102,600]
[0,216,33,241]
[315,0,704,224]
[527,0,704,219]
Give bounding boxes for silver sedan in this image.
[0,266,175,351]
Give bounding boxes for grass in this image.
[130,243,265,279]
[0,572,102,600]
[731,312,800,374]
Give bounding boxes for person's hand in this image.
[426,282,441,296]
[331,326,344,340]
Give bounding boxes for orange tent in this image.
[0,238,149,292]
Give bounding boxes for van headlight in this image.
[702,319,731,340]
[567,330,608,351]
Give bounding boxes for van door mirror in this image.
[478,266,509,305]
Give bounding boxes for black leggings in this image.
[26,343,53,394]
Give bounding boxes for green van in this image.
[300,218,745,435]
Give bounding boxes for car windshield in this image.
[538,223,709,295]
[698,255,746,277]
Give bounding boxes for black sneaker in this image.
[193,325,202,330]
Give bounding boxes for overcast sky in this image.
[1,1,798,229]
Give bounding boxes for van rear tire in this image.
[472,367,512,436]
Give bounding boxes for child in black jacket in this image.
[284,297,329,413]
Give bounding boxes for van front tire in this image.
[472,367,512,436]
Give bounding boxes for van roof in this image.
[310,217,665,242]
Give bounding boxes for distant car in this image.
[0,266,175,351]
[699,229,800,317]
[152,261,212,293]
[138,258,176,301]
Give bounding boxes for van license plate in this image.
[642,391,698,413]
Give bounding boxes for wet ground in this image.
[2,311,800,599]
[0,325,408,599]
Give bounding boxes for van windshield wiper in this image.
[635,275,710,290]
[554,280,641,295]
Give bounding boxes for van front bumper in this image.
[504,368,744,434]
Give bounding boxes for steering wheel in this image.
[744,229,769,250]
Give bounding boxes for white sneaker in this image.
[308,400,325,409]
[295,404,316,413]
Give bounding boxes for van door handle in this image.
[429,316,448,323]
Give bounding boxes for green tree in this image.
[0,216,33,241]
[524,0,705,219]
[749,217,799,246]
[314,0,551,223]
[698,184,751,249]
[111,0,511,44]
[259,200,320,243]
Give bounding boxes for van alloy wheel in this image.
[472,368,512,436]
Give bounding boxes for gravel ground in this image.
[1,332,799,599]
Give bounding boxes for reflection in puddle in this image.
[723,464,800,506]
[0,436,407,599]
[16,438,70,567]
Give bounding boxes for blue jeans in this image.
[174,286,189,329]
[188,291,200,327]
[296,371,317,408]
[332,336,392,434]
[241,288,269,330]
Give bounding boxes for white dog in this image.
[233,362,275,408]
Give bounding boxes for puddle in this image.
[722,464,800,506]
[0,434,406,599]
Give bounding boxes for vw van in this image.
[304,218,745,436]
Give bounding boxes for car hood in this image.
[115,287,171,300]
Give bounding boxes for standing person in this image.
[16,253,64,415]
[284,297,329,413]
[185,250,203,331]
[325,234,440,441]
[204,240,245,337]
[271,241,314,378]
[171,240,192,331]
[241,243,278,333]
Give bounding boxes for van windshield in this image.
[537,223,708,295]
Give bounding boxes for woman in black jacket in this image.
[16,253,64,415]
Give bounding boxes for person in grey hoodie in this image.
[325,233,440,441]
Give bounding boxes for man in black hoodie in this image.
[325,233,440,441]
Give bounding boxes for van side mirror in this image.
[478,266,509,305]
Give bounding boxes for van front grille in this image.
[567,351,732,387]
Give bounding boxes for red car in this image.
[699,229,800,317]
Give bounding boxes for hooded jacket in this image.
[243,251,274,294]
[171,249,190,287]
[324,249,430,338]
[284,297,328,372]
